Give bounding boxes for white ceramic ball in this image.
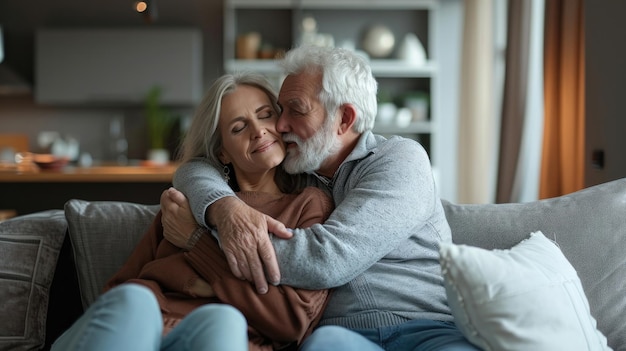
[362,25,395,58]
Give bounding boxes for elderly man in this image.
[161,45,478,350]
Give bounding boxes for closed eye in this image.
[231,123,246,133]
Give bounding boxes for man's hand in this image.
[160,187,198,250]
[209,197,293,294]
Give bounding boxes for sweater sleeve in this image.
[185,188,334,347]
[272,138,439,289]
[173,158,237,227]
[176,137,436,291]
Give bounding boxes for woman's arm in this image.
[185,238,329,345]
[185,188,334,345]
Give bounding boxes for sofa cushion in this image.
[442,177,626,350]
[0,210,67,350]
[440,231,610,350]
[65,199,159,309]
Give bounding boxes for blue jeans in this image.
[300,320,480,351]
[52,284,248,351]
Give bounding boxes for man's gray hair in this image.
[280,45,378,132]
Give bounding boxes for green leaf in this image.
[145,86,177,149]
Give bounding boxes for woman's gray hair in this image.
[280,45,378,132]
[178,72,279,167]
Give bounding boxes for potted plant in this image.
[144,86,177,165]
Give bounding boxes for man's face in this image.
[277,71,341,174]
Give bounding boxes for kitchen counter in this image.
[0,163,179,215]
[0,164,177,183]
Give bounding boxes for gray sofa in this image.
[1,178,624,350]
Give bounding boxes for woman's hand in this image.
[160,187,198,249]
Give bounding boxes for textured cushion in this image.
[442,177,626,350]
[440,231,610,350]
[65,199,159,309]
[0,210,66,350]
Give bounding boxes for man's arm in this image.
[271,139,438,289]
[175,138,440,290]
[167,158,292,294]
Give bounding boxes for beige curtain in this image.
[496,0,532,203]
[457,0,497,204]
[496,0,546,203]
[540,0,585,198]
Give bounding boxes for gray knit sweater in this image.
[173,131,453,329]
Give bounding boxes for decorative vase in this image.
[147,148,169,165]
[236,32,261,59]
[397,33,426,66]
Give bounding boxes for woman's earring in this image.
[223,164,230,182]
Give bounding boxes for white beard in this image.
[282,119,342,174]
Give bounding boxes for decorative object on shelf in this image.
[377,102,397,125]
[395,107,413,128]
[258,43,275,59]
[37,131,80,162]
[109,116,128,165]
[361,24,395,58]
[402,91,429,122]
[236,32,261,59]
[376,90,396,125]
[14,152,39,173]
[145,86,177,165]
[299,15,334,48]
[397,33,427,66]
[32,153,70,171]
[146,149,170,165]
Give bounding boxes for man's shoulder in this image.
[371,134,427,159]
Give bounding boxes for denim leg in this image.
[354,320,480,351]
[51,284,162,351]
[300,325,384,351]
[161,304,248,351]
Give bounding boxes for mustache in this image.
[281,133,302,144]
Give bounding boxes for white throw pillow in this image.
[440,231,612,351]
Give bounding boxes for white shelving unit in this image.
[223,0,457,199]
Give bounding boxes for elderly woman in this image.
[51,73,333,351]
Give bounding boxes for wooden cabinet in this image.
[223,0,459,200]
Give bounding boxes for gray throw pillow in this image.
[64,199,159,310]
[0,210,67,350]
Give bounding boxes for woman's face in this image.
[218,85,286,181]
